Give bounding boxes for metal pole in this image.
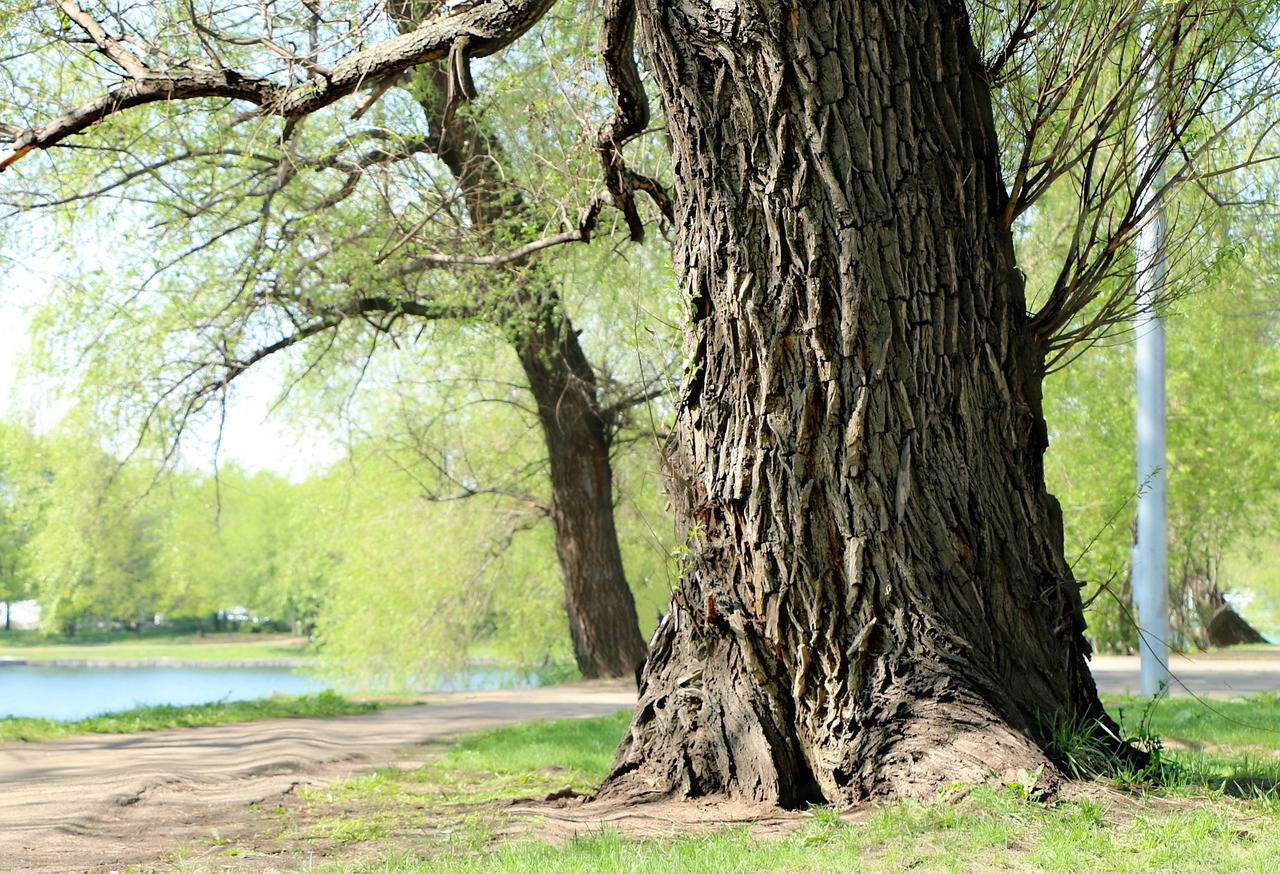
[1134,24,1171,696]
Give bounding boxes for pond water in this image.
[0,664,543,722]
[0,665,328,721]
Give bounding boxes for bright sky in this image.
[0,256,336,478]
[0,256,42,408]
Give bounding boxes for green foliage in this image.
[0,386,671,686]
[294,304,674,685]
[2,2,679,685]
[0,421,39,610]
[1042,709,1122,780]
[312,431,573,689]
[0,411,339,634]
[160,464,336,630]
[0,690,375,742]
[6,5,673,468]
[1042,231,1280,651]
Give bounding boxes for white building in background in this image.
[0,600,41,630]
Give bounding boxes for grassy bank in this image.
[0,690,377,742]
[170,694,1280,873]
[0,629,313,663]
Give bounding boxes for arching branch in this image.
[1,0,558,172]
[598,0,654,242]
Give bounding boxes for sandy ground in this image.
[1,680,636,874]
[4,652,1279,873]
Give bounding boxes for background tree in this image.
[1043,227,1280,651]
[0,421,41,628]
[3,0,1278,805]
[1,0,677,678]
[156,464,337,631]
[314,328,676,679]
[10,416,159,634]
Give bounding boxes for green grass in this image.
[189,695,1280,873]
[0,630,313,662]
[0,690,377,742]
[280,784,1280,873]
[1100,693,1280,798]
[1106,693,1280,749]
[420,708,629,796]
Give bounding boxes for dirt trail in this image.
[0,680,636,874]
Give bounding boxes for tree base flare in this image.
[596,616,1149,805]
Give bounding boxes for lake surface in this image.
[0,665,327,721]
[0,663,543,721]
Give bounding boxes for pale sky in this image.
[0,257,336,478]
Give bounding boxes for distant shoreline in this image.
[0,657,313,669]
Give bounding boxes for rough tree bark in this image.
[406,47,648,679]
[601,0,1124,803]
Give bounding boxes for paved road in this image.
[1091,648,1280,698]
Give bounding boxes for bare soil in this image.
[1,680,638,873]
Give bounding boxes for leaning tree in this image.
[1,1,676,679]
[3,0,1277,801]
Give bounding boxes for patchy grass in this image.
[0,630,313,663]
[0,690,377,742]
[159,693,1280,873]
[420,708,629,797]
[270,711,635,855]
[252,785,1280,873]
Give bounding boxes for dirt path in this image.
[1,680,636,874]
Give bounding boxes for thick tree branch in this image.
[597,0,651,242]
[53,0,150,79]
[0,0,558,172]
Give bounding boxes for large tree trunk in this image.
[601,0,1123,803]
